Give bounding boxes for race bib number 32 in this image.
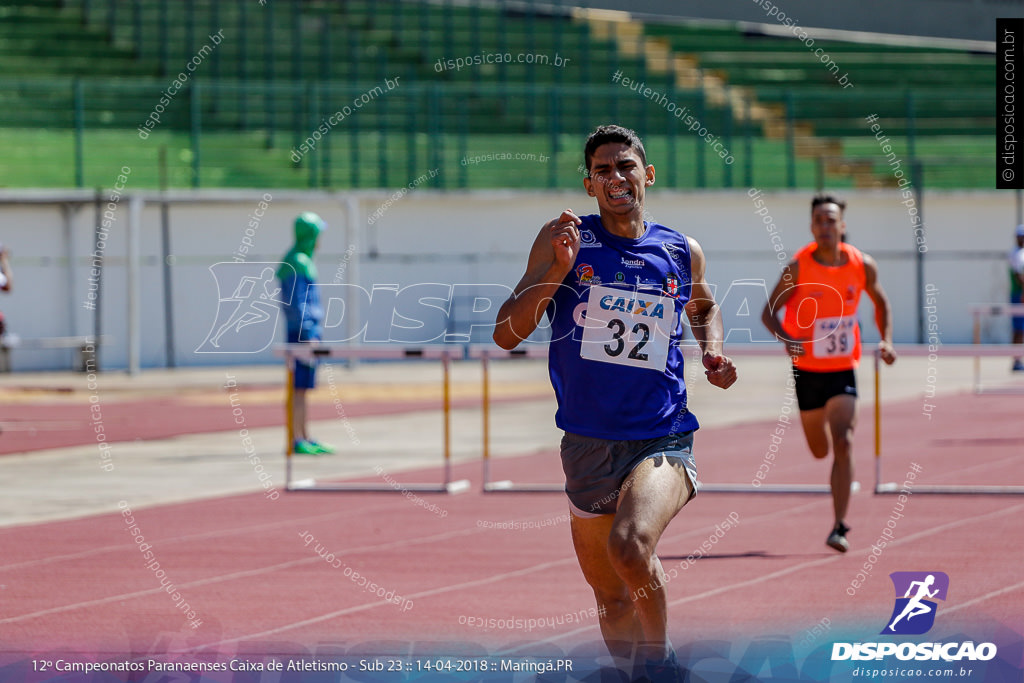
[580,285,674,372]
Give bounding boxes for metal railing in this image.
[0,77,993,190]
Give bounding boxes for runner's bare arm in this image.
[684,237,737,389]
[761,260,805,357]
[864,254,896,364]
[493,209,582,350]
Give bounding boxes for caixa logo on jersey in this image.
[832,571,998,663]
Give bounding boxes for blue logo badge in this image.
[881,571,949,635]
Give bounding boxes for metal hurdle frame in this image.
[276,344,470,494]
[969,303,1024,393]
[469,344,561,492]
[470,343,834,494]
[872,344,1024,495]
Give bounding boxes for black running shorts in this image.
[792,366,857,411]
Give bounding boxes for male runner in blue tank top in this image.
[494,125,737,681]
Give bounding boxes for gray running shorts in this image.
[559,431,697,518]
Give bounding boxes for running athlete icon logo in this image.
[881,571,949,635]
[196,262,295,353]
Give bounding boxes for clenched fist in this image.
[549,209,582,271]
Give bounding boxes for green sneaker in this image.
[308,440,335,454]
[293,439,323,455]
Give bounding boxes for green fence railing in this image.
[0,77,995,190]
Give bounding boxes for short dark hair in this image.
[811,194,846,216]
[584,124,647,174]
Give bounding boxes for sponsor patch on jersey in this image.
[665,273,680,296]
[598,294,666,319]
[579,229,602,248]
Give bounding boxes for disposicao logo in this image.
[831,571,998,663]
[882,571,948,635]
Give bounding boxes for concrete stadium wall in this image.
[0,188,1017,371]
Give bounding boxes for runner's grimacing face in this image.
[584,143,654,217]
[811,203,845,251]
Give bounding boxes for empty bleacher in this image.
[0,0,995,190]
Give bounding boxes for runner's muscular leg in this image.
[570,512,641,661]
[824,394,857,522]
[608,455,693,663]
[799,407,830,459]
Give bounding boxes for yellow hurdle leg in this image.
[286,358,295,486]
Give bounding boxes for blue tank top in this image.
[546,214,700,439]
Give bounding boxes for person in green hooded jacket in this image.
[278,212,334,455]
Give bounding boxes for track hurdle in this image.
[676,344,831,494]
[470,343,833,494]
[969,303,1024,393]
[275,344,470,494]
[469,344,560,492]
[872,344,1024,495]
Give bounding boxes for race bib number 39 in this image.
[580,285,674,372]
[811,316,856,358]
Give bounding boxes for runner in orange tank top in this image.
[762,195,896,553]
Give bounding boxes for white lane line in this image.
[500,502,1024,653]
[943,578,1024,615]
[181,500,827,651]
[0,523,488,625]
[0,503,404,572]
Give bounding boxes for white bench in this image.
[0,335,112,372]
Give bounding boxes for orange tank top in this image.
[783,242,866,371]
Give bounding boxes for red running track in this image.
[1,392,1022,677]
[0,386,501,456]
